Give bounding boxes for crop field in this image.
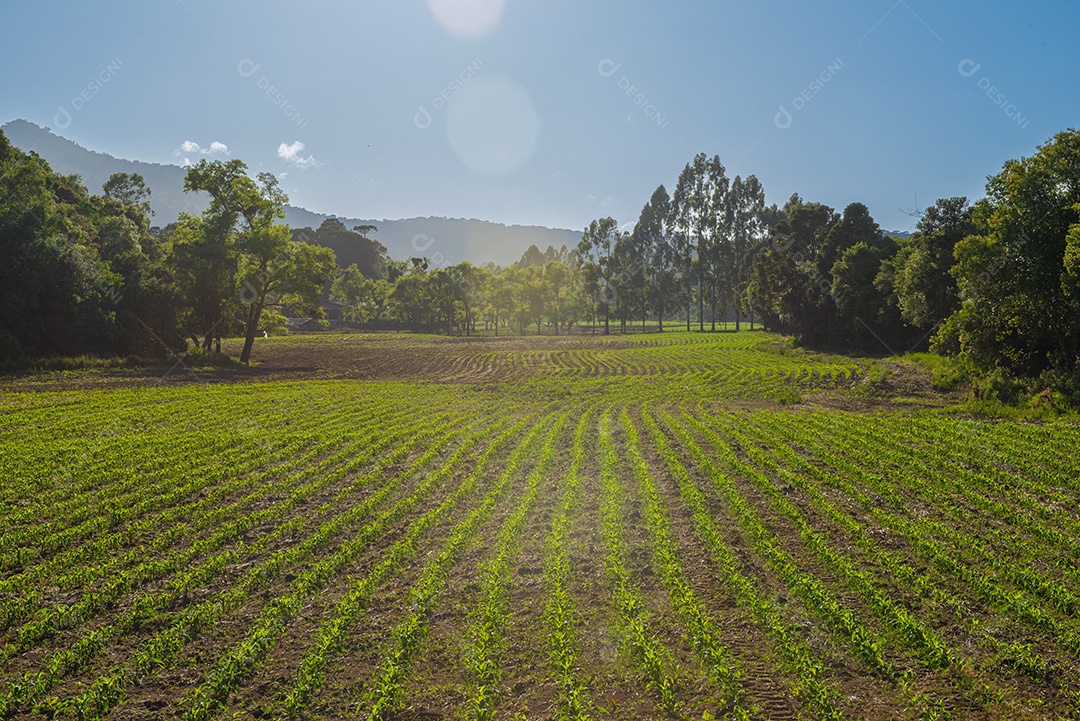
[2,331,1080,720]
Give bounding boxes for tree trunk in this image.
[698,291,703,331]
[699,278,704,332]
[686,280,691,331]
[239,298,262,364]
[642,288,647,332]
[711,290,717,332]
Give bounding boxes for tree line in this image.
[3,126,1080,397]
[746,129,1080,398]
[0,130,336,364]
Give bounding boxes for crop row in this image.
[31,409,505,720]
[284,412,543,719]
[360,413,560,720]
[540,412,594,720]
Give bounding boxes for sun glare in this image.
[446,76,539,175]
[427,0,506,40]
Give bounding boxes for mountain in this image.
[282,212,582,269]
[3,118,210,222]
[1,119,581,266]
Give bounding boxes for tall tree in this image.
[830,237,901,347]
[633,185,675,331]
[506,265,544,335]
[672,158,702,329]
[577,217,619,334]
[703,156,730,330]
[448,262,485,336]
[180,160,252,351]
[388,265,431,330]
[609,230,641,333]
[487,275,514,337]
[183,159,334,363]
[727,174,766,330]
[672,154,727,330]
[543,260,573,334]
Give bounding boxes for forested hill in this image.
[2,119,209,221]
[1,120,580,266]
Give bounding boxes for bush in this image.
[906,352,971,392]
[975,367,1025,404]
[929,312,963,356]
[0,330,24,364]
[1035,368,1080,409]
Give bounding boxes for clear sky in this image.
[2,1,1075,233]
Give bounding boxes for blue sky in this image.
[1,1,1075,234]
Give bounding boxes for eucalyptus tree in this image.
[726,174,766,329]
[673,153,728,330]
[633,185,676,331]
[487,275,514,336]
[609,230,643,332]
[543,260,573,334]
[671,160,703,330]
[577,217,620,334]
[703,156,730,330]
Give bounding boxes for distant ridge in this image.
[1,119,581,266]
[3,118,210,221]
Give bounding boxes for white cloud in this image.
[173,140,230,166]
[277,140,319,169]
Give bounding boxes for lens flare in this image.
[446,76,539,176]
[427,0,506,40]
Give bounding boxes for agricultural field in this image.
[2,330,1079,720]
